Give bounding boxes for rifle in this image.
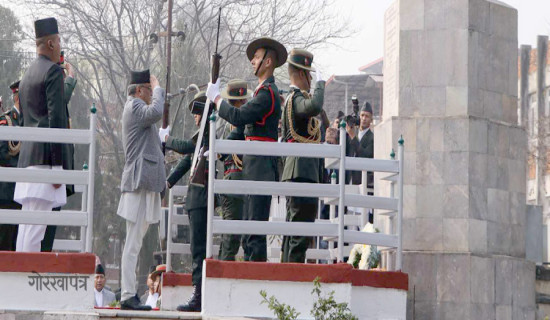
[189,7,222,187]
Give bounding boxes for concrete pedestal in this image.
[376,0,535,318]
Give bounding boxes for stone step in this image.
[0,310,255,320]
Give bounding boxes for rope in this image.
[285,90,321,143]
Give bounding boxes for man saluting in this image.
[206,37,287,262]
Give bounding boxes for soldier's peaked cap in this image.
[129,69,150,85]
[246,37,288,68]
[9,80,20,93]
[287,48,315,71]
[34,17,59,39]
[188,91,207,112]
[221,79,251,100]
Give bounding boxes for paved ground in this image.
[0,310,267,320]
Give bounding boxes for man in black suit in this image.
[348,102,374,186]
[13,17,72,252]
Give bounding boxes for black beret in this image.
[361,102,373,114]
[130,69,150,85]
[35,17,59,39]
[9,80,20,93]
[95,264,105,275]
[337,110,345,119]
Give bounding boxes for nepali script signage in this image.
[0,272,93,311]
[28,272,88,292]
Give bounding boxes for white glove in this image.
[206,79,221,103]
[159,126,170,142]
[203,150,210,158]
[315,69,324,82]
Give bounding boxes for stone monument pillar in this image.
[375,0,535,318]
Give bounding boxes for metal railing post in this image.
[85,105,97,253]
[396,137,404,270]
[329,171,337,264]
[167,189,174,272]
[206,112,217,258]
[360,171,368,229]
[388,149,395,271]
[81,163,89,253]
[337,121,346,262]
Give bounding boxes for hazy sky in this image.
[314,0,550,76]
[2,0,549,77]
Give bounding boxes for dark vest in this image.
[18,55,69,169]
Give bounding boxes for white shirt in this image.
[94,288,103,307]
[145,292,159,308]
[358,127,370,142]
[13,165,67,207]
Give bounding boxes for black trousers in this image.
[188,207,207,287]
[40,207,59,252]
[242,195,271,262]
[0,202,20,251]
[281,196,318,263]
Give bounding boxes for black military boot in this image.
[120,294,152,311]
[176,285,201,312]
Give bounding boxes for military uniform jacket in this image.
[63,76,77,196]
[350,129,374,185]
[0,108,21,204]
[281,81,325,183]
[218,76,281,181]
[18,55,70,169]
[120,87,166,193]
[165,127,209,211]
[220,121,243,181]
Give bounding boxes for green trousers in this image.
[218,195,244,261]
[281,196,318,263]
[188,207,207,287]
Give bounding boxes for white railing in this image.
[163,114,404,270]
[0,105,97,252]
[206,113,404,269]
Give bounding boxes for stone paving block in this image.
[502,93,518,124]
[417,185,444,217]
[508,159,526,193]
[416,118,430,152]
[413,300,437,320]
[446,86,468,116]
[400,0,424,30]
[445,151,468,185]
[483,89,504,123]
[443,218,469,251]
[414,218,444,251]
[489,0,518,41]
[402,218,416,251]
[513,260,536,308]
[508,126,527,160]
[487,188,510,222]
[404,151,417,185]
[470,256,495,304]
[446,0,469,29]
[496,305,512,320]
[446,29,469,86]
[469,118,488,154]
[420,86,446,116]
[444,118,469,152]
[399,86,416,117]
[469,185,487,220]
[416,151,445,185]
[444,184,469,218]
[469,152,487,188]
[468,218,487,254]
[421,31,451,86]
[430,118,445,151]
[487,155,509,190]
[510,224,526,258]
[424,0,444,30]
[495,257,513,305]
[488,221,511,255]
[468,0,490,33]
[437,301,470,320]
[437,254,471,302]
[470,303,495,320]
[403,185,417,219]
[403,253,437,301]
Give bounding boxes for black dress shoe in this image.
[177,285,201,312]
[121,294,152,311]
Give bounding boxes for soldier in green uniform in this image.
[160,91,209,312]
[0,81,22,251]
[217,79,250,261]
[280,49,325,263]
[206,37,287,262]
